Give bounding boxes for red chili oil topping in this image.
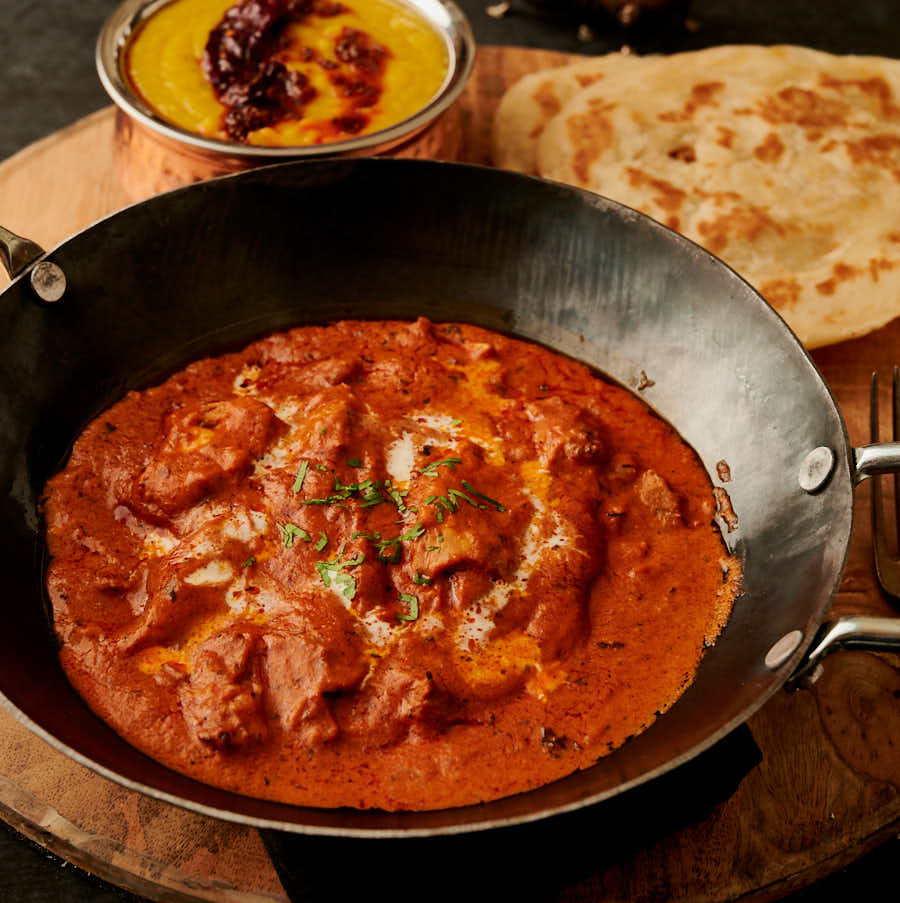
[203,0,391,142]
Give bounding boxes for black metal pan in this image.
[1,158,899,838]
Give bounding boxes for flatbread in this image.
[491,53,644,174]
[505,45,900,348]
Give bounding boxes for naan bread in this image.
[507,45,900,348]
[492,53,644,174]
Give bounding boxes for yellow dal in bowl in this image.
[125,0,449,146]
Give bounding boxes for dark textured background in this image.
[2,0,899,899]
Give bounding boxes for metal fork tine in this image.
[871,372,891,584]
[893,365,900,541]
[872,370,880,443]
[870,369,900,599]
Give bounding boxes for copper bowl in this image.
[96,0,475,199]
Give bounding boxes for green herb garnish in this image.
[314,531,328,552]
[448,487,485,509]
[280,523,311,548]
[461,480,506,512]
[397,593,419,621]
[241,556,256,568]
[315,549,365,601]
[388,486,408,513]
[369,523,426,563]
[347,457,362,467]
[292,460,309,493]
[420,457,462,476]
[413,571,433,586]
[302,475,387,509]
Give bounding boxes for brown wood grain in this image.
[0,45,898,902]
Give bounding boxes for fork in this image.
[870,367,900,598]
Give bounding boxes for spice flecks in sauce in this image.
[43,319,739,811]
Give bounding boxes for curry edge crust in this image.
[42,318,740,812]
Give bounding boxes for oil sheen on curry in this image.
[124,0,448,145]
[44,320,739,811]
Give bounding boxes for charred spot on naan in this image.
[567,102,617,184]
[816,262,860,296]
[753,85,852,137]
[625,167,686,230]
[657,81,725,122]
[753,132,786,162]
[844,133,900,179]
[758,277,802,310]
[533,80,563,118]
[819,74,900,118]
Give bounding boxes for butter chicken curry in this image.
[44,319,739,811]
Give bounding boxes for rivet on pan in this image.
[765,630,803,669]
[30,260,66,303]
[799,446,835,493]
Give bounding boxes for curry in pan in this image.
[44,319,739,811]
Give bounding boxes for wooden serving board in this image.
[1,45,899,902]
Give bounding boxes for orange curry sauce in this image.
[44,319,739,811]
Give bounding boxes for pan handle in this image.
[789,615,900,687]
[0,225,45,279]
[0,225,66,302]
[853,443,900,482]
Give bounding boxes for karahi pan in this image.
[1,158,898,837]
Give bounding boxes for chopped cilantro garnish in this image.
[413,571,433,585]
[347,457,362,467]
[449,418,463,427]
[332,572,356,599]
[314,531,328,552]
[315,549,365,601]
[448,487,485,509]
[461,480,506,512]
[316,464,328,472]
[425,545,439,552]
[360,482,387,507]
[401,524,426,542]
[352,530,381,541]
[241,556,256,568]
[388,486,408,513]
[426,493,456,513]
[378,544,402,564]
[420,457,462,476]
[291,460,309,493]
[397,593,419,621]
[280,523,310,548]
[303,476,388,509]
[368,523,426,563]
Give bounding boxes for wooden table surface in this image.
[1,45,899,902]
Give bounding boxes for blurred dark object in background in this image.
[523,0,691,29]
